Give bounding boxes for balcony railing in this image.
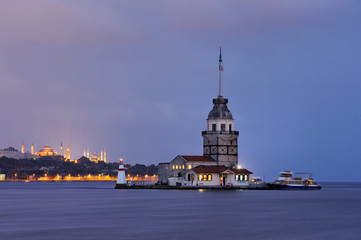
[202,130,239,136]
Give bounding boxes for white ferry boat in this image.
[268,171,322,190]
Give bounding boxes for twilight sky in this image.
[0,0,360,181]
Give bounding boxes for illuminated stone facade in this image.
[35,145,59,157]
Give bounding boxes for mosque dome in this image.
[36,145,58,156]
[89,153,101,163]
[207,96,233,120]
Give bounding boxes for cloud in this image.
[0,1,144,47]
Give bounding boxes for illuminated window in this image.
[245,175,248,181]
[188,165,192,169]
[172,165,175,169]
[198,174,212,181]
[235,175,239,181]
[176,165,178,169]
[182,165,185,169]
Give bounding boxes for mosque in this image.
[0,141,106,163]
[84,148,107,163]
[158,49,253,187]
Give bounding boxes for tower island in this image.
[116,49,254,189]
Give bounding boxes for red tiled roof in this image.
[190,165,229,174]
[232,168,253,174]
[190,165,253,174]
[181,155,216,162]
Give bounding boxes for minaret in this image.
[87,148,89,158]
[60,142,63,156]
[104,149,106,163]
[101,148,103,161]
[21,141,24,154]
[116,158,126,185]
[202,48,239,167]
[66,145,70,160]
[31,143,34,155]
[83,148,86,157]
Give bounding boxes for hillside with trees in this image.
[0,156,158,180]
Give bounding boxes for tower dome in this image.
[208,96,233,120]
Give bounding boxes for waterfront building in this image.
[185,166,252,187]
[158,155,216,184]
[158,49,252,187]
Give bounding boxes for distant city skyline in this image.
[0,1,360,181]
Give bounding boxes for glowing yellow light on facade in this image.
[182,165,185,169]
[172,165,175,169]
[176,165,178,169]
[188,165,192,169]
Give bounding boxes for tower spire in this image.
[218,47,223,97]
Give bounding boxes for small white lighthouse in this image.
[116,158,127,185]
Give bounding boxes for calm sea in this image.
[0,182,360,240]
